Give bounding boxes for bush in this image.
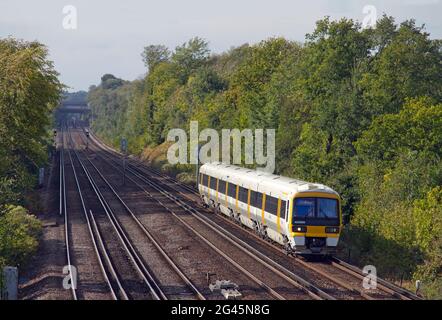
[412,187,442,299]
[0,206,42,268]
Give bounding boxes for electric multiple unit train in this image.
[198,162,342,255]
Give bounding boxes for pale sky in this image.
[1,0,441,91]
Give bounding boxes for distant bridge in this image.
[56,104,91,114]
[54,102,91,126]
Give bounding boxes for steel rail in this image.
[330,258,422,300]
[82,150,206,300]
[65,128,121,300]
[60,128,77,300]
[69,131,164,300]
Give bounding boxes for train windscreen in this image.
[293,197,338,220]
[317,198,338,219]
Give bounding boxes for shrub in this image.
[0,206,42,268]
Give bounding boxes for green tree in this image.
[228,38,299,129]
[362,17,442,116]
[412,187,442,299]
[356,97,442,167]
[172,37,210,79]
[347,98,442,281]
[0,206,42,267]
[142,44,170,71]
[88,74,131,146]
[0,38,63,210]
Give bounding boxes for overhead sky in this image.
[1,0,440,91]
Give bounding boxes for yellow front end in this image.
[289,192,342,255]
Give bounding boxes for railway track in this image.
[66,129,164,300]
[71,134,206,300]
[329,258,423,300]
[79,130,368,300]
[61,127,116,300]
[59,128,76,300]
[75,130,319,300]
[87,129,422,300]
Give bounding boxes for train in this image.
[198,162,343,256]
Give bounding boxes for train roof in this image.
[200,162,339,198]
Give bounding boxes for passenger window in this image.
[280,200,287,219]
[265,196,278,215]
[238,186,248,203]
[255,192,263,209]
[202,174,208,186]
[209,176,217,190]
[218,180,226,194]
[227,183,237,198]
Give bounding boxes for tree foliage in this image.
[0,37,60,269]
[0,206,42,268]
[0,38,63,211]
[142,45,170,71]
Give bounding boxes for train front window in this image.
[293,197,338,219]
[317,198,338,219]
[294,198,315,217]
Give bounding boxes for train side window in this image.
[218,180,226,194]
[280,200,287,219]
[250,190,258,207]
[255,192,263,209]
[238,186,248,203]
[209,176,217,190]
[265,195,278,215]
[227,183,237,198]
[202,174,208,186]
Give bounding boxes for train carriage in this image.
[198,162,342,256]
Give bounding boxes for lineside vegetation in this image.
[0,38,63,270]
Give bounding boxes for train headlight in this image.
[325,227,340,234]
[293,226,307,233]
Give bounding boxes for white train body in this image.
[198,162,342,255]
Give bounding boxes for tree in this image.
[412,187,442,299]
[362,17,442,116]
[228,38,299,129]
[142,45,170,72]
[356,97,442,166]
[0,38,63,211]
[88,74,131,146]
[100,74,125,90]
[0,206,42,267]
[347,97,442,282]
[172,37,210,77]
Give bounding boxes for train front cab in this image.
[289,192,342,256]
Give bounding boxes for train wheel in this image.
[283,240,292,256]
[234,213,241,226]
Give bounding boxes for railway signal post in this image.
[121,138,128,186]
[53,129,57,146]
[85,129,90,150]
